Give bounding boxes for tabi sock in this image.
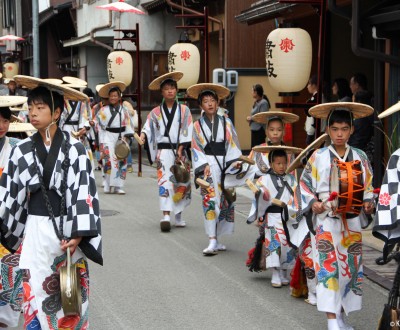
[163,215,171,221]
[327,319,340,330]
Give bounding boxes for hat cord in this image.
[45,90,57,144]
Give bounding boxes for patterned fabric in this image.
[0,132,102,265]
[142,102,192,213]
[299,146,372,314]
[192,115,241,237]
[60,101,91,134]
[373,148,400,258]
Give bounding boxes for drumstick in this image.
[245,179,259,194]
[196,173,210,188]
[134,132,144,146]
[71,131,80,139]
[239,155,255,165]
[271,198,286,208]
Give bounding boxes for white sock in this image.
[163,214,170,221]
[327,319,340,330]
[175,213,182,221]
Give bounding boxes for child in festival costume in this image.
[300,102,374,330]
[140,72,193,232]
[373,102,400,258]
[189,83,244,255]
[247,145,302,287]
[0,76,102,329]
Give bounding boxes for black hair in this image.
[268,149,287,164]
[354,90,372,105]
[0,107,11,120]
[327,109,353,127]
[27,86,64,114]
[267,116,284,127]
[108,87,122,96]
[308,75,318,86]
[198,90,218,105]
[83,87,95,98]
[351,73,368,90]
[253,83,271,108]
[333,78,352,99]
[160,79,178,90]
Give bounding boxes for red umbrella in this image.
[96,0,145,14]
[0,35,24,41]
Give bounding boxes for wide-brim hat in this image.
[13,75,88,102]
[42,78,63,85]
[309,102,374,119]
[252,145,303,154]
[4,78,15,84]
[378,101,400,119]
[285,133,329,174]
[62,83,86,90]
[148,71,183,91]
[98,81,126,98]
[0,96,28,108]
[10,102,28,111]
[8,122,36,133]
[62,76,87,86]
[252,111,299,124]
[187,83,230,101]
[10,115,21,123]
[95,84,105,93]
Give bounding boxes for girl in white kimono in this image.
[96,82,135,195]
[0,101,23,328]
[0,78,102,330]
[247,146,301,287]
[140,72,193,232]
[188,83,243,255]
[300,104,374,330]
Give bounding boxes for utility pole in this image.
[32,0,39,77]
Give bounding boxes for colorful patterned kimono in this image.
[0,136,22,328]
[142,102,192,214]
[0,129,102,329]
[96,103,135,189]
[60,100,94,169]
[247,171,298,270]
[192,115,242,237]
[300,145,373,315]
[373,148,400,258]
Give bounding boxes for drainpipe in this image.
[327,0,350,20]
[90,0,113,51]
[165,0,224,68]
[351,0,400,66]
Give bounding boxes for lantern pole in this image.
[114,23,142,177]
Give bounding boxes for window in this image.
[2,0,15,28]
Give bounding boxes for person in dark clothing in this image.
[247,84,270,147]
[332,78,352,102]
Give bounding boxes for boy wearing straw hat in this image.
[0,76,102,329]
[140,72,193,232]
[300,102,374,330]
[96,81,135,195]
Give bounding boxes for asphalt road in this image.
[16,164,389,330]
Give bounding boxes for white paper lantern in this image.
[168,42,200,89]
[107,50,133,86]
[3,62,18,79]
[266,28,312,93]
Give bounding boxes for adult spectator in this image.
[332,78,352,102]
[246,84,270,147]
[350,73,368,96]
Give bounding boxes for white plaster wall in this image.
[84,46,109,91]
[38,0,50,13]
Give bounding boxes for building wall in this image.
[83,46,109,91]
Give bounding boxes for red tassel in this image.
[290,256,303,290]
[327,191,338,201]
[246,247,255,267]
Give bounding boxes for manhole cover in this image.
[101,209,120,217]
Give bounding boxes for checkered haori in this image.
[373,148,400,259]
[0,132,103,265]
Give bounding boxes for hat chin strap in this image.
[45,120,56,143]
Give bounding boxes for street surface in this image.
[17,164,389,329]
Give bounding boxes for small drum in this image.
[115,138,130,160]
[171,160,191,183]
[330,159,364,215]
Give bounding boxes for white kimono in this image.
[300,145,373,315]
[192,115,242,237]
[142,102,192,214]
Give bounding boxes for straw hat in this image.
[62,83,86,90]
[252,145,303,154]
[252,111,299,124]
[95,84,105,93]
[98,81,126,98]
[309,102,373,119]
[186,83,230,101]
[13,75,88,102]
[42,78,63,85]
[8,122,37,136]
[10,102,28,111]
[378,101,400,119]
[62,76,87,86]
[4,78,15,84]
[148,71,183,91]
[0,95,28,108]
[285,133,329,174]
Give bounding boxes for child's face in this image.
[271,155,287,175]
[266,120,284,145]
[28,101,60,130]
[161,84,177,102]
[108,91,121,106]
[327,122,354,147]
[0,114,10,138]
[201,95,218,117]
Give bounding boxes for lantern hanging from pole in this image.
[3,62,18,79]
[265,27,312,93]
[107,48,133,86]
[168,32,200,89]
